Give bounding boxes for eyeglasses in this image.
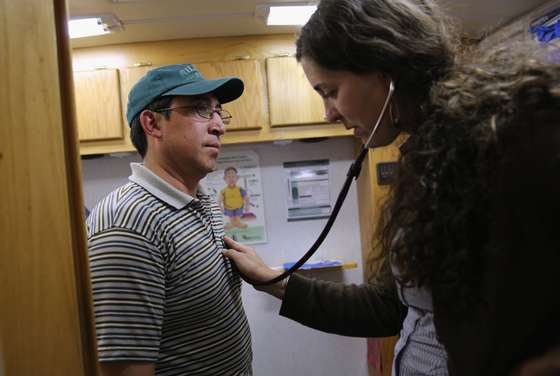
[154,105,232,125]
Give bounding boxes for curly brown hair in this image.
[375,46,560,318]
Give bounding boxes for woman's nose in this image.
[324,103,341,123]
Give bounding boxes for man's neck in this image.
[143,157,200,198]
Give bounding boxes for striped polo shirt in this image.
[86,163,253,376]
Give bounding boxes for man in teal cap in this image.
[86,64,253,376]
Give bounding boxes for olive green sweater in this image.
[279,273,407,338]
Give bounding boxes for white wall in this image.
[81,137,368,376]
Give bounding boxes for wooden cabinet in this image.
[197,59,267,131]
[73,69,123,141]
[266,56,327,127]
[74,35,353,155]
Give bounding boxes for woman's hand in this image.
[222,236,287,298]
[222,236,278,281]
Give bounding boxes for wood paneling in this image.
[197,59,267,131]
[0,0,94,375]
[266,56,327,127]
[73,69,123,141]
[72,35,298,71]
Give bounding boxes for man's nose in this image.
[210,113,226,135]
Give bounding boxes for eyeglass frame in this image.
[153,104,232,125]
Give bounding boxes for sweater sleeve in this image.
[279,273,407,337]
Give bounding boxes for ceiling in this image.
[68,0,551,49]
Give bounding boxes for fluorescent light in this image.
[68,15,123,39]
[267,5,317,26]
[69,18,108,39]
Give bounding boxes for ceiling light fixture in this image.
[255,3,317,26]
[68,15,123,39]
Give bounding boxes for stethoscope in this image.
[238,80,396,286]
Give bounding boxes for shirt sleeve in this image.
[88,227,166,363]
[279,273,407,337]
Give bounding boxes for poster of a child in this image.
[219,167,250,230]
[201,150,267,244]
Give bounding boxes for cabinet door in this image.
[266,56,327,127]
[197,60,267,131]
[73,69,123,141]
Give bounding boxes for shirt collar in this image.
[128,163,208,209]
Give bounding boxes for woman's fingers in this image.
[224,236,257,256]
[221,248,237,259]
[224,236,246,251]
[221,238,279,282]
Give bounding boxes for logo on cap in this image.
[179,66,200,81]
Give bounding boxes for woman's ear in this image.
[139,110,163,138]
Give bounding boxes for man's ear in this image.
[139,110,163,138]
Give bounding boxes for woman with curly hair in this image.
[225,0,560,374]
[224,0,457,374]
[381,49,560,375]
[226,42,560,373]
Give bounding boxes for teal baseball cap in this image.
[126,64,244,125]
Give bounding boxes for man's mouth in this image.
[205,142,221,151]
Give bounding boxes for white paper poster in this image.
[283,159,331,221]
[202,150,267,244]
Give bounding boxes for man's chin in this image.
[206,158,218,171]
